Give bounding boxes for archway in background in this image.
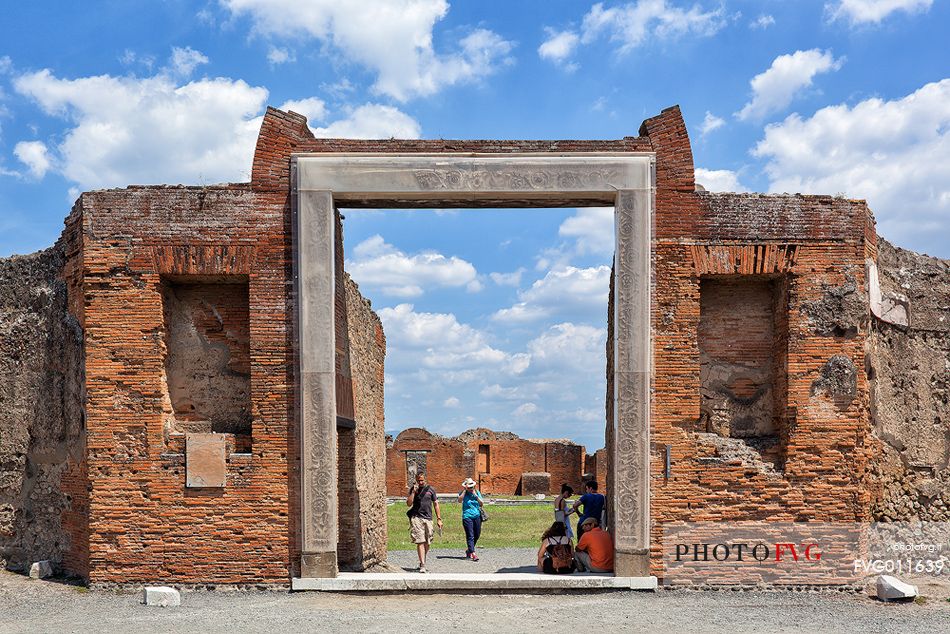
[293,153,654,578]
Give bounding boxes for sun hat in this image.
[462,477,477,488]
[580,517,599,528]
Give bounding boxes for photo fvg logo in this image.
[674,542,823,563]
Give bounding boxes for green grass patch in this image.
[388,502,554,551]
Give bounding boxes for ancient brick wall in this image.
[867,240,950,521]
[386,428,587,496]
[336,273,387,570]
[0,232,85,575]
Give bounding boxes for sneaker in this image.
[418,565,428,573]
[470,553,479,562]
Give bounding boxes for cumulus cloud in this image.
[348,235,477,297]
[558,207,614,256]
[750,14,776,29]
[310,104,421,139]
[378,303,528,374]
[826,0,932,25]
[526,323,606,373]
[221,0,514,101]
[279,97,327,123]
[493,265,611,323]
[489,268,525,287]
[699,111,725,137]
[443,396,460,408]
[694,168,750,193]
[267,46,296,65]
[169,46,209,77]
[752,79,950,257]
[513,402,538,417]
[581,0,726,53]
[538,28,580,70]
[736,49,844,121]
[13,141,51,179]
[11,54,420,190]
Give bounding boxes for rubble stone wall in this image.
[0,239,85,574]
[867,240,950,521]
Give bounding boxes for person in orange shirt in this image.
[575,517,614,572]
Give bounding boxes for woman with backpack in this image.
[536,521,575,574]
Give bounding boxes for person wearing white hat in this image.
[457,477,485,561]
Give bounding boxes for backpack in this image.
[549,540,574,571]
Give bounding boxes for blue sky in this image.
[1,1,947,449]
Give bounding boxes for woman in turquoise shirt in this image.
[458,478,485,561]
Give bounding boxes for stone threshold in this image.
[292,572,658,592]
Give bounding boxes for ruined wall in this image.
[868,240,950,521]
[386,428,586,496]
[0,237,85,574]
[336,273,387,570]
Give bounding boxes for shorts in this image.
[410,515,434,544]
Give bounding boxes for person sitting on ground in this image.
[571,480,605,538]
[553,483,575,540]
[574,517,614,573]
[457,477,485,561]
[406,471,442,573]
[536,521,575,574]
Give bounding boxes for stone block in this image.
[520,472,550,496]
[29,560,53,579]
[876,575,918,601]
[143,586,181,607]
[186,433,226,488]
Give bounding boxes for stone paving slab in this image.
[292,572,657,592]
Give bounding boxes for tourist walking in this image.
[572,480,605,538]
[537,521,575,574]
[553,483,575,540]
[406,471,442,573]
[458,477,484,561]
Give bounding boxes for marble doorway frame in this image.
[292,153,655,578]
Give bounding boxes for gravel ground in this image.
[2,567,949,634]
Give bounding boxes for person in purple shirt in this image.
[571,480,605,538]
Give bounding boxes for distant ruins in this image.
[0,105,947,585]
[385,428,608,496]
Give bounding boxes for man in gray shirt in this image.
[406,471,443,573]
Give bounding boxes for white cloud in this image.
[267,46,296,65]
[13,67,266,188]
[378,303,528,374]
[752,79,950,256]
[581,0,727,54]
[750,14,776,29]
[736,49,844,121]
[558,207,614,256]
[699,111,725,137]
[526,323,606,373]
[694,168,750,193]
[221,0,514,101]
[348,235,477,297]
[13,141,51,179]
[513,402,538,417]
[169,46,209,77]
[310,104,421,139]
[493,265,611,323]
[489,268,525,287]
[826,0,932,25]
[278,97,327,123]
[443,396,460,408]
[0,56,12,74]
[538,28,580,70]
[11,58,420,190]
